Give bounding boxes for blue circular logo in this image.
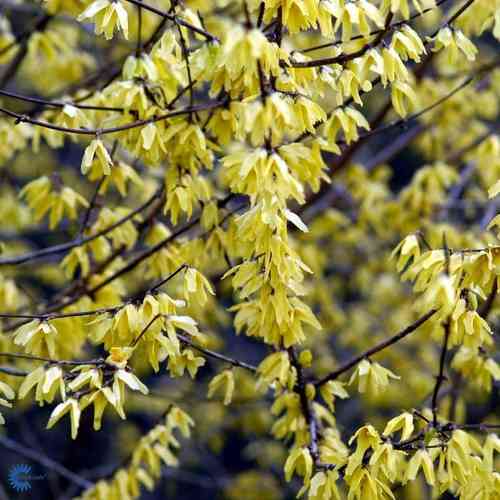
[8,463,33,492]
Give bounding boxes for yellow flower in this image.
[183,267,215,306]
[47,398,81,439]
[383,412,414,441]
[208,369,235,405]
[307,470,341,500]
[391,81,419,118]
[346,425,381,476]
[431,27,478,64]
[349,359,400,396]
[78,0,129,40]
[284,447,313,484]
[324,107,370,145]
[168,349,205,378]
[106,346,134,368]
[81,138,113,177]
[0,380,15,425]
[19,176,88,229]
[319,381,349,411]
[211,26,287,97]
[405,449,435,485]
[13,319,59,358]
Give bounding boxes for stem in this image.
[122,0,217,41]
[431,320,451,426]
[288,347,319,462]
[0,100,225,136]
[0,351,103,366]
[178,334,257,372]
[299,0,451,54]
[314,309,438,387]
[136,0,143,56]
[0,435,93,489]
[0,189,162,266]
[0,89,126,113]
[0,365,28,376]
[290,12,393,68]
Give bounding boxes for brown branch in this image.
[122,0,217,41]
[291,0,475,69]
[147,264,188,294]
[60,17,168,105]
[0,100,225,136]
[0,351,103,366]
[446,127,498,164]
[358,74,481,142]
[0,435,93,489]
[0,365,27,376]
[289,12,393,68]
[295,0,482,143]
[178,334,257,372]
[299,70,485,215]
[0,305,120,321]
[77,177,106,238]
[314,309,438,387]
[0,266,192,348]
[2,197,239,336]
[1,185,164,334]
[83,196,240,298]
[174,21,197,118]
[288,347,320,462]
[364,123,428,171]
[478,280,498,318]
[0,189,162,266]
[0,88,126,113]
[452,422,500,431]
[136,0,143,56]
[431,320,451,426]
[299,0,451,54]
[441,0,477,29]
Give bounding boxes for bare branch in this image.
[314,309,438,387]
[0,435,93,489]
[178,334,258,373]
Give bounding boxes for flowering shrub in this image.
[0,0,499,498]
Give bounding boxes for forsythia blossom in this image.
[0,1,499,499]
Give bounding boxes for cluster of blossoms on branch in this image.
[0,0,499,498]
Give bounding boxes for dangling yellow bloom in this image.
[78,0,129,40]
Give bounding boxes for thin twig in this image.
[0,435,93,489]
[0,100,225,136]
[147,264,188,294]
[0,89,126,113]
[0,304,120,320]
[289,347,320,462]
[299,0,451,54]
[178,334,257,372]
[136,0,143,56]
[314,309,438,387]
[0,351,103,366]
[0,365,28,376]
[290,12,393,68]
[431,320,451,426]
[122,0,217,41]
[0,189,162,266]
[83,197,239,298]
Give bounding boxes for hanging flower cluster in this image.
[0,0,499,498]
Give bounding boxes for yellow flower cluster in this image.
[0,0,499,499]
[78,407,194,499]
